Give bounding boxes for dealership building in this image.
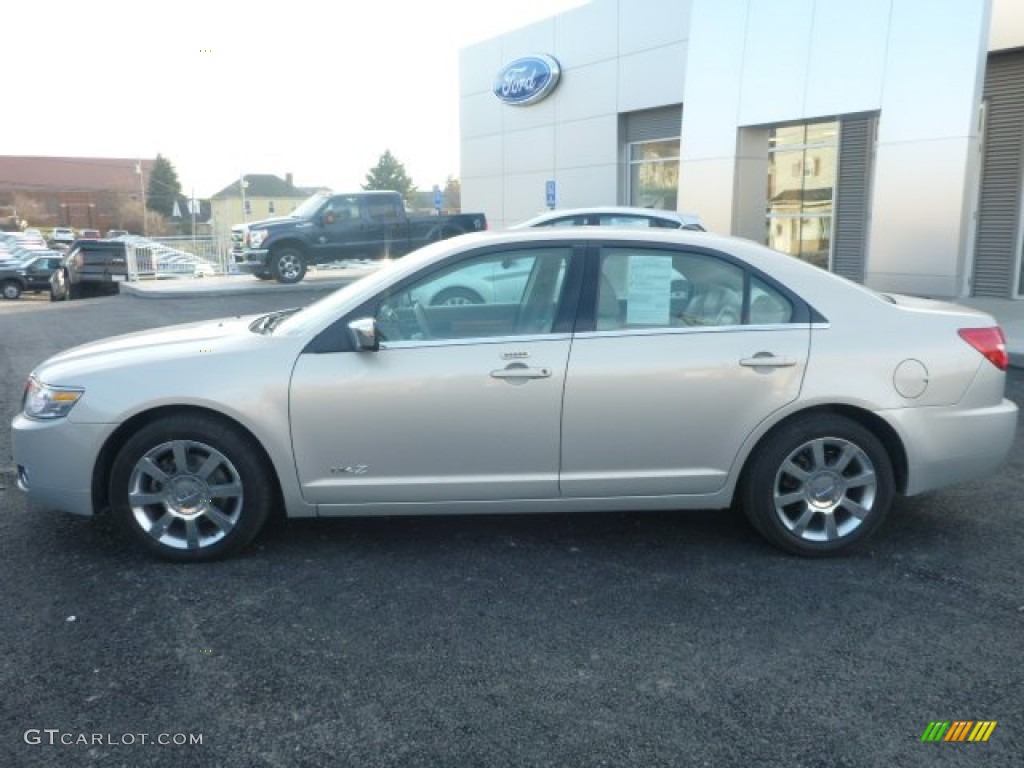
[459,0,1024,299]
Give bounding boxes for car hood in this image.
[34,314,268,383]
[232,216,303,233]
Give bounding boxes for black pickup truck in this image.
[49,239,130,300]
[232,190,488,284]
[0,253,64,299]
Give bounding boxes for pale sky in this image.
[3,0,587,198]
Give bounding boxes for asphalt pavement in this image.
[0,288,1022,767]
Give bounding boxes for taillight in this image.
[958,327,1009,371]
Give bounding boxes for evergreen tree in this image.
[362,150,416,203]
[146,154,182,218]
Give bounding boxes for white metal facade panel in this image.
[866,139,975,297]
[617,43,688,114]
[736,0,814,126]
[618,0,694,54]
[803,0,890,118]
[554,0,619,66]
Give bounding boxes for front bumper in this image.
[233,249,270,274]
[12,413,113,517]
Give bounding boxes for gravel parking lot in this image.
[1,290,1022,767]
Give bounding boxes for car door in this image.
[320,195,366,258]
[559,244,810,498]
[289,243,580,508]
[26,257,59,290]
[360,195,409,257]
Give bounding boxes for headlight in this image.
[247,229,268,248]
[22,377,84,420]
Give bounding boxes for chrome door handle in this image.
[740,354,796,368]
[490,366,552,379]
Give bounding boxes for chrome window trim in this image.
[379,332,573,350]
[572,324,808,340]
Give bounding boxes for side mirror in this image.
[348,317,380,352]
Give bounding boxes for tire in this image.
[108,414,274,562]
[269,247,307,284]
[430,286,484,306]
[50,270,67,302]
[2,280,21,300]
[740,414,894,556]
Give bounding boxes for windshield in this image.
[290,192,331,219]
[271,238,463,337]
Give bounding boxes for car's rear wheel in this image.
[741,414,894,556]
[2,280,21,300]
[269,247,307,284]
[109,414,274,562]
[430,287,484,306]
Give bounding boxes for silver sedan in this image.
[12,229,1017,561]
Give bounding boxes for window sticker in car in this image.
[626,255,672,325]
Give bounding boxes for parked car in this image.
[79,229,102,239]
[49,239,129,300]
[0,253,64,299]
[49,227,76,247]
[13,229,1017,562]
[514,206,705,230]
[106,229,130,238]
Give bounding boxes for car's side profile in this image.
[12,230,1017,562]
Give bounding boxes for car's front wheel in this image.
[2,280,21,300]
[269,247,307,284]
[109,414,274,562]
[741,414,894,556]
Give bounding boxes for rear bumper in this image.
[892,397,1018,495]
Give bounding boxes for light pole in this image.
[240,174,249,223]
[137,160,148,236]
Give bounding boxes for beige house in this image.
[209,173,320,238]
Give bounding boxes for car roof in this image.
[68,239,126,250]
[512,206,703,228]
[425,227,876,304]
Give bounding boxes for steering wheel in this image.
[412,300,432,339]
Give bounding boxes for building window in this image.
[766,119,838,269]
[268,200,276,214]
[629,139,679,210]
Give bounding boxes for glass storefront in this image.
[629,139,679,210]
[766,120,838,268]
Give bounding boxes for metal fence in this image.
[123,235,234,280]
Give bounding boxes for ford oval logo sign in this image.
[493,55,561,106]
